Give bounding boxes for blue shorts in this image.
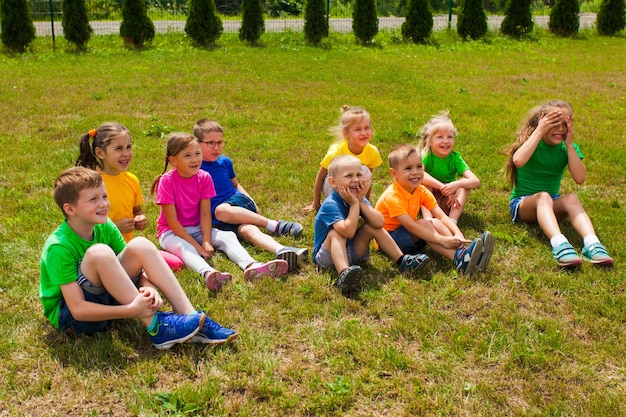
[314,239,370,270]
[510,194,560,222]
[58,264,142,336]
[214,193,258,235]
[390,226,426,254]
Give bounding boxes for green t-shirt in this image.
[423,151,469,184]
[511,140,583,200]
[39,218,126,328]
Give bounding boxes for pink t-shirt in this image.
[155,169,216,238]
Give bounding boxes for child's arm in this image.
[161,204,212,258]
[232,178,261,213]
[513,110,562,168]
[61,281,156,321]
[431,206,466,240]
[564,116,586,184]
[331,183,363,239]
[356,176,384,229]
[364,168,374,201]
[133,205,147,231]
[303,167,328,213]
[199,199,215,257]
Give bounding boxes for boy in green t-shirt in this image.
[40,167,237,349]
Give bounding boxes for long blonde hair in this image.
[503,100,573,186]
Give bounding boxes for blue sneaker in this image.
[399,253,430,273]
[552,242,582,267]
[191,312,238,345]
[148,311,205,350]
[581,242,613,266]
[476,231,494,271]
[337,265,362,296]
[275,220,303,238]
[454,238,483,275]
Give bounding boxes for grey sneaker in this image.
[276,246,309,272]
[337,265,362,296]
[275,220,303,238]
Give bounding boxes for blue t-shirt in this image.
[201,156,240,216]
[313,190,373,260]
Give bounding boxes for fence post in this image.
[48,0,56,46]
[448,0,453,29]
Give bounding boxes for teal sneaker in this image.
[149,311,205,350]
[581,242,613,266]
[552,242,582,267]
[454,238,483,275]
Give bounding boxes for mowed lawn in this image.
[0,30,625,416]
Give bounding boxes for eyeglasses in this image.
[200,140,227,149]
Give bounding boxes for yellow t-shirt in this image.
[101,171,143,242]
[319,140,382,169]
[375,181,437,232]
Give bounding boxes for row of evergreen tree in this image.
[1,0,624,52]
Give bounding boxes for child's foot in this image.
[581,242,613,266]
[337,265,363,296]
[399,253,430,273]
[190,311,238,345]
[275,220,303,238]
[205,270,233,291]
[149,311,205,350]
[454,238,483,275]
[476,231,494,271]
[275,246,309,272]
[552,242,582,267]
[244,259,289,281]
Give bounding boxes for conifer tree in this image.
[304,0,329,45]
[239,0,265,45]
[401,0,433,44]
[185,0,223,46]
[0,0,36,52]
[597,0,625,36]
[548,0,579,37]
[457,0,488,40]
[501,0,534,38]
[352,0,378,44]
[120,0,155,48]
[62,0,93,50]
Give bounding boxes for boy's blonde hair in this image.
[53,167,103,218]
[193,118,224,141]
[328,154,361,179]
[330,105,372,143]
[75,122,131,170]
[150,132,200,194]
[417,111,457,156]
[388,143,420,169]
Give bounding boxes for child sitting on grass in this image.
[194,118,308,273]
[40,167,237,350]
[375,144,493,275]
[313,155,430,297]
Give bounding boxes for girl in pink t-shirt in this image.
[151,133,288,291]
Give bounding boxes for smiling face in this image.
[390,150,424,193]
[95,133,133,175]
[429,127,456,158]
[344,116,372,154]
[328,157,364,198]
[168,140,203,178]
[542,107,572,146]
[64,183,110,226]
[199,131,225,162]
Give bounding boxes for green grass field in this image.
[1,28,625,416]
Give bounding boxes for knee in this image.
[84,243,116,261]
[214,204,229,221]
[536,192,554,205]
[561,193,581,206]
[237,224,257,240]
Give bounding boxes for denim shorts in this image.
[390,226,426,254]
[214,193,258,235]
[510,194,560,222]
[58,262,142,336]
[314,239,369,270]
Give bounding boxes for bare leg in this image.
[323,230,349,273]
[238,224,281,253]
[517,192,563,239]
[215,204,271,229]
[448,188,469,222]
[553,194,596,238]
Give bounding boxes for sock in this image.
[396,255,405,265]
[146,313,160,335]
[583,235,600,247]
[549,234,568,248]
[266,220,278,232]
